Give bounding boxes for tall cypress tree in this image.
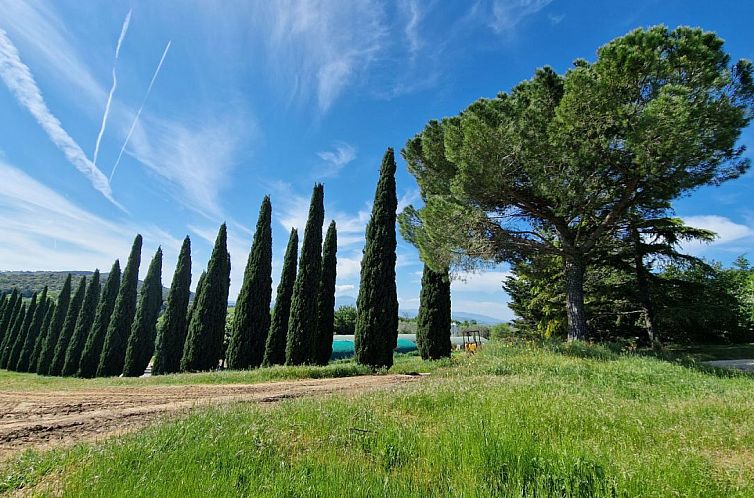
[1,304,25,369]
[6,292,38,370]
[123,248,163,377]
[416,264,452,360]
[16,287,49,372]
[355,149,398,369]
[263,228,298,367]
[29,302,55,372]
[313,221,338,366]
[61,271,100,376]
[228,197,273,370]
[286,184,325,365]
[181,224,231,372]
[98,235,142,377]
[78,260,121,378]
[37,274,72,375]
[0,289,20,346]
[49,277,87,376]
[153,237,192,375]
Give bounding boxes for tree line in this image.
[0,149,403,376]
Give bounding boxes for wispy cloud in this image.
[681,215,754,256]
[0,29,120,207]
[489,0,553,34]
[93,8,131,167]
[111,40,171,182]
[316,142,357,178]
[0,159,179,275]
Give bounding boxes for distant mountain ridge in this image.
[335,294,503,324]
[0,270,184,301]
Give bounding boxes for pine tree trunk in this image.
[564,255,588,341]
[630,227,657,347]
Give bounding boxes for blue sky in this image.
[1,0,753,321]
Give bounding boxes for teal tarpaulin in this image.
[331,337,417,360]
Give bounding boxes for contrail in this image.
[110,40,171,182]
[0,28,123,210]
[93,9,131,167]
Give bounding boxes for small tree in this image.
[181,224,231,372]
[123,248,163,377]
[263,228,298,367]
[355,149,399,369]
[0,289,20,346]
[416,264,452,360]
[334,305,357,336]
[16,287,49,372]
[36,274,72,375]
[6,292,38,370]
[228,197,273,370]
[61,272,100,376]
[153,237,192,375]
[286,185,325,365]
[1,304,25,368]
[29,302,55,372]
[49,276,87,376]
[78,261,121,378]
[98,235,143,377]
[313,221,337,365]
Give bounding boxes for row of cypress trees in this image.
[1,147,414,375]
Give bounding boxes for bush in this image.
[334,305,356,335]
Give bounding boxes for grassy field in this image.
[660,343,754,362]
[2,342,754,497]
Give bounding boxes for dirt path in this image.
[0,374,419,460]
[705,359,754,372]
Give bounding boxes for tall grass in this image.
[2,342,753,497]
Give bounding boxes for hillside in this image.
[0,271,178,301]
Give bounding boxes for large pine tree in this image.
[78,261,121,378]
[61,271,101,376]
[181,224,230,372]
[123,248,163,377]
[0,289,20,346]
[16,287,49,372]
[153,237,192,375]
[36,274,72,375]
[49,276,87,376]
[286,184,325,365]
[29,302,55,372]
[355,149,399,369]
[263,228,298,366]
[313,221,337,366]
[228,197,273,370]
[98,235,142,377]
[416,264,452,360]
[6,292,38,370]
[1,304,25,368]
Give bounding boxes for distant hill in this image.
[0,271,184,301]
[335,294,503,324]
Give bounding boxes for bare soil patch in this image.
[0,374,419,460]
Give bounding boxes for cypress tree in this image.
[286,184,325,365]
[313,221,337,365]
[49,277,87,376]
[16,287,49,372]
[6,292,38,370]
[153,237,192,375]
[98,235,142,377]
[37,274,72,375]
[29,302,55,373]
[61,271,100,376]
[228,197,273,370]
[416,264,452,360]
[0,290,21,351]
[78,260,121,378]
[355,149,398,369]
[181,224,231,372]
[1,304,25,368]
[123,248,163,377]
[263,228,298,367]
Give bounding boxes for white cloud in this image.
[335,284,355,295]
[254,1,387,111]
[490,0,553,34]
[681,215,754,255]
[316,142,357,178]
[451,271,512,293]
[0,29,119,207]
[0,160,180,277]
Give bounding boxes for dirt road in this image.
[0,374,419,460]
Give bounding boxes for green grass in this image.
[2,342,753,497]
[0,353,434,392]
